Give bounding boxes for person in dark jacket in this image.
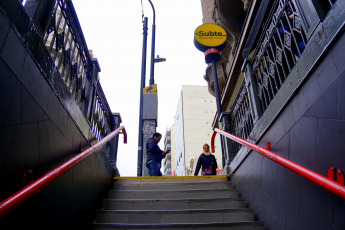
[194,143,218,176]
[146,132,168,176]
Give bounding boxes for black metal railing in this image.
[229,82,255,154]
[36,0,114,141]
[228,0,337,155]
[43,0,89,107]
[19,0,118,143]
[251,0,307,112]
[89,82,115,141]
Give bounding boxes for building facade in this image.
[162,128,172,175]
[170,124,176,175]
[174,85,222,176]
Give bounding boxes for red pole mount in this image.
[204,48,221,64]
[211,128,345,200]
[121,128,127,144]
[328,167,344,185]
[266,141,271,151]
[337,169,345,185]
[211,130,217,153]
[21,170,34,187]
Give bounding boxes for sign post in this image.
[194,23,229,172]
[194,23,227,120]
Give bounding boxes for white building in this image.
[174,85,222,176]
[162,128,171,175]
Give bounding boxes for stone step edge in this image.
[113,176,230,184]
[91,221,264,228]
[97,208,253,214]
[114,175,229,180]
[113,181,232,186]
[109,188,235,193]
[103,197,244,202]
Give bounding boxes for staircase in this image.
[90,175,264,229]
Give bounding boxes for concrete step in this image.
[90,176,264,229]
[95,208,256,224]
[90,221,265,230]
[108,189,238,200]
[113,175,229,184]
[103,197,245,211]
[113,181,233,191]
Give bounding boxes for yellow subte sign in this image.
[194,23,227,52]
[143,84,157,94]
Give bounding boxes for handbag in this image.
[201,162,213,175]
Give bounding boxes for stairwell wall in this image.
[0,1,113,227]
[231,6,345,229]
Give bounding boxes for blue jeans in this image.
[146,160,162,176]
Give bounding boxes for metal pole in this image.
[211,59,226,169]
[211,60,222,119]
[137,17,148,176]
[148,0,156,86]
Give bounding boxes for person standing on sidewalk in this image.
[194,143,218,176]
[146,132,168,176]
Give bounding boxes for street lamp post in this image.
[154,55,166,63]
[148,0,156,86]
[138,0,166,176]
[137,17,148,176]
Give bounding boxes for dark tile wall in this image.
[232,30,345,229]
[0,5,113,227]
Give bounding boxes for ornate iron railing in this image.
[90,82,115,141]
[229,82,254,154]
[43,0,89,104]
[251,0,307,111]
[228,0,337,155]
[38,0,114,140]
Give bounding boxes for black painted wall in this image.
[231,20,345,230]
[0,2,114,227]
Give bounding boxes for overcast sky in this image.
[72,0,208,176]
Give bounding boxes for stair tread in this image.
[98,208,253,213]
[113,176,229,184]
[91,221,265,227]
[104,197,244,202]
[96,208,256,224]
[113,183,232,190]
[108,189,237,198]
[111,188,233,191]
[103,197,246,211]
[113,182,231,185]
[91,177,264,229]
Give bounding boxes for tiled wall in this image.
[0,4,113,226]
[232,29,345,230]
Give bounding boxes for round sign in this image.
[194,24,227,52]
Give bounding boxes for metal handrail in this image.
[211,128,345,200]
[0,126,127,218]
